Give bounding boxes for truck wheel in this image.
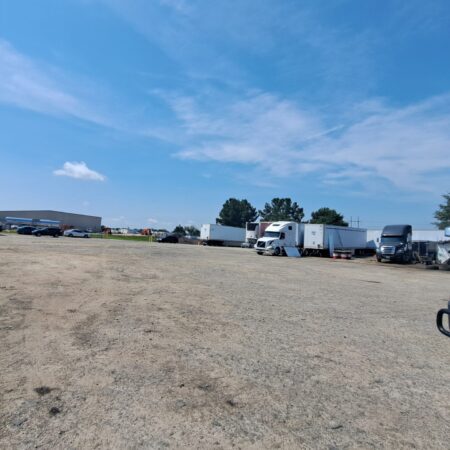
[256,251,263,255]
[274,247,281,256]
[376,256,382,262]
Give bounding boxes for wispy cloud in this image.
[53,161,106,181]
[162,90,450,194]
[0,39,114,126]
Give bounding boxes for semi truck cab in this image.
[255,222,303,256]
[377,224,413,263]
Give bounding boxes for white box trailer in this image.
[200,224,245,247]
[304,224,367,255]
[244,222,272,247]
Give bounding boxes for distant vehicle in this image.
[376,225,413,263]
[32,227,62,237]
[64,229,90,238]
[200,224,245,247]
[17,226,37,235]
[157,234,178,243]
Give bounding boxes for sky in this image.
[0,0,449,229]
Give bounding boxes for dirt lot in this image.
[1,234,450,449]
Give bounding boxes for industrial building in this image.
[0,210,102,232]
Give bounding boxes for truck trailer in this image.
[200,224,245,247]
[303,224,367,256]
[436,226,450,268]
[243,222,272,247]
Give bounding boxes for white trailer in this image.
[303,224,367,256]
[243,222,272,247]
[200,224,245,247]
[436,227,450,267]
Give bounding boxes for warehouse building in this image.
[0,210,102,232]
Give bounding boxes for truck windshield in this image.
[264,231,280,238]
[381,236,405,244]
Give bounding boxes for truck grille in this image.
[256,241,265,248]
[381,245,395,255]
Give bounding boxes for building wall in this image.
[0,210,102,232]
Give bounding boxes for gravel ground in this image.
[1,234,450,449]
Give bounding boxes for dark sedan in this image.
[157,234,179,243]
[32,227,62,237]
[17,226,37,235]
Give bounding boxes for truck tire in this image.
[274,247,281,256]
[256,251,263,255]
[376,256,382,262]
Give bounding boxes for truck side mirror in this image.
[436,308,450,337]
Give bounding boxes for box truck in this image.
[255,221,304,256]
[303,224,367,256]
[200,224,245,247]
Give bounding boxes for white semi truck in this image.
[255,221,304,256]
[200,224,246,247]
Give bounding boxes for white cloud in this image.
[164,91,450,194]
[0,40,115,127]
[53,161,106,181]
[147,218,159,224]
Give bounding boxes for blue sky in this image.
[1,0,449,229]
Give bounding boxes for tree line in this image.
[171,191,450,235]
[216,197,348,228]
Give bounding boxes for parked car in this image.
[157,234,179,243]
[32,227,62,237]
[17,226,37,235]
[64,229,90,238]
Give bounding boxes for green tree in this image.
[216,198,258,228]
[310,207,348,226]
[259,197,304,222]
[184,225,200,237]
[434,193,450,229]
[172,225,186,236]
